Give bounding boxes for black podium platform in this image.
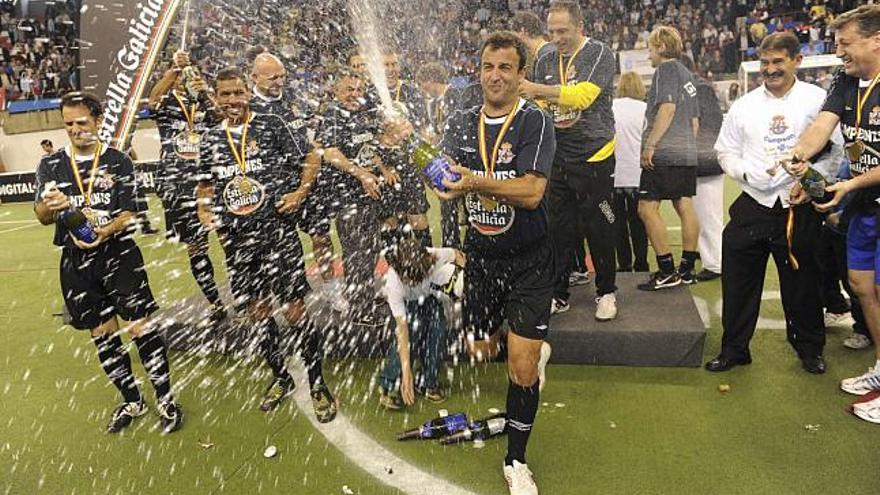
[546,272,706,367]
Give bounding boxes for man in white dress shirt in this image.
[705,32,843,374]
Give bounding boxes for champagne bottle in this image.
[408,135,460,192]
[60,209,98,244]
[396,412,469,441]
[439,413,507,445]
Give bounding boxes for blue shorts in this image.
[846,212,880,282]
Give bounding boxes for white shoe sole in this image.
[841,381,875,396]
[853,406,880,424]
[538,342,551,392]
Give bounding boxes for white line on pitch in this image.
[0,223,40,235]
[289,364,480,495]
[0,220,36,224]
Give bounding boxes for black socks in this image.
[92,334,141,403]
[505,378,540,466]
[257,318,291,381]
[657,253,675,275]
[189,253,220,305]
[679,250,699,274]
[133,331,173,403]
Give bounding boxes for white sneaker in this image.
[841,366,880,395]
[843,333,872,350]
[853,396,880,424]
[503,461,538,495]
[537,342,551,392]
[595,293,617,321]
[550,298,570,315]
[568,271,591,287]
[825,311,855,328]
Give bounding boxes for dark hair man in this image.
[790,5,880,417]
[510,10,553,78]
[520,0,619,321]
[40,139,54,155]
[637,26,701,291]
[707,32,842,375]
[436,31,556,495]
[195,67,336,423]
[34,91,183,434]
[415,62,482,248]
[147,49,226,326]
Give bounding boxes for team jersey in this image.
[527,41,555,81]
[34,145,139,247]
[317,102,385,203]
[533,38,615,164]
[644,59,699,167]
[822,68,880,211]
[441,98,555,255]
[250,88,316,141]
[154,90,215,197]
[197,112,310,232]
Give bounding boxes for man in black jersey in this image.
[510,11,554,78]
[521,0,618,322]
[436,31,555,495]
[249,52,348,314]
[34,91,183,434]
[415,62,482,248]
[196,67,336,423]
[792,4,880,409]
[148,50,226,326]
[319,70,403,327]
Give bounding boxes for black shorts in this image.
[224,222,309,307]
[639,166,697,200]
[163,196,208,245]
[463,240,554,341]
[60,240,158,330]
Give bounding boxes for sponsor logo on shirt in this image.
[870,106,880,127]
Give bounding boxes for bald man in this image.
[248,53,346,313]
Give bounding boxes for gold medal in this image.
[847,140,865,163]
[81,207,99,225]
[172,91,201,160]
[480,195,498,210]
[239,176,253,194]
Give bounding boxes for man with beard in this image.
[148,50,225,326]
[520,0,618,321]
[196,67,336,423]
[436,31,556,495]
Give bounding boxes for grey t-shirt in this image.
[644,59,699,167]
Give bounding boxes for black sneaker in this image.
[260,376,295,412]
[679,269,697,285]
[637,271,682,291]
[157,400,184,434]
[311,384,338,423]
[107,400,148,433]
[695,269,721,282]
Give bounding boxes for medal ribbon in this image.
[224,115,250,175]
[395,81,402,103]
[172,90,198,131]
[557,38,587,86]
[478,102,519,176]
[855,73,880,136]
[68,141,102,208]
